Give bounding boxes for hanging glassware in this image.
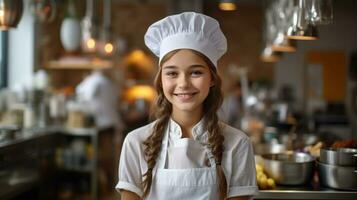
[261,2,282,63]
[305,0,333,25]
[261,46,282,63]
[286,0,318,40]
[271,0,296,52]
[0,0,23,30]
[31,0,57,23]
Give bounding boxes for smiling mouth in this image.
[174,92,198,100]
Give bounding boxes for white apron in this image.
[147,129,219,200]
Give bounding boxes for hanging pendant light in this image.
[286,0,318,40]
[99,0,115,57]
[0,0,23,30]
[31,0,57,23]
[60,0,81,52]
[219,0,236,11]
[81,0,98,53]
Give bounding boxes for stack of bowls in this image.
[318,148,357,190]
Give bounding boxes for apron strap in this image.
[156,127,169,169]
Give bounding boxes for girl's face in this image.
[161,49,213,115]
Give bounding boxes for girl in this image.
[116,12,258,200]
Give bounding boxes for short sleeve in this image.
[226,137,259,198]
[116,135,144,197]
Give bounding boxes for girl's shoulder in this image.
[219,121,251,150]
[124,120,157,145]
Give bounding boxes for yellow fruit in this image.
[256,164,263,172]
[257,172,267,180]
[267,178,276,189]
[258,176,268,190]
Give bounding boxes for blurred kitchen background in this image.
[0,0,357,199]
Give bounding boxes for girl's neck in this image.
[171,110,203,138]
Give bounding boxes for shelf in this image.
[45,57,113,70]
[57,166,93,174]
[61,127,98,137]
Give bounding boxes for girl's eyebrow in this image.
[162,64,206,70]
[162,65,177,70]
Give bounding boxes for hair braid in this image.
[200,51,226,200]
[142,115,169,198]
[142,65,172,198]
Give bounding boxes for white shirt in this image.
[116,118,258,198]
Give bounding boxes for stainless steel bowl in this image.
[262,152,315,185]
[254,143,287,155]
[320,148,357,166]
[318,161,357,190]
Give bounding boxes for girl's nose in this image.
[177,74,191,88]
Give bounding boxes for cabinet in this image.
[56,128,98,200]
[0,132,59,200]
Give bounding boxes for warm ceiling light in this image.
[104,42,114,54]
[219,0,236,11]
[86,38,96,49]
[125,85,156,103]
[0,0,23,30]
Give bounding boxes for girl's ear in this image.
[210,80,215,87]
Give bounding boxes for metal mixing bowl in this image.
[317,161,357,190]
[320,147,357,166]
[262,152,315,185]
[254,143,287,155]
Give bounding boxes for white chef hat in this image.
[144,12,227,67]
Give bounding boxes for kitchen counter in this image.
[255,185,357,199]
[0,126,98,200]
[0,126,97,149]
[2,126,357,199]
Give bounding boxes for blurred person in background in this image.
[76,68,124,199]
[219,81,243,129]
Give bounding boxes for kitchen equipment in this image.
[320,147,357,166]
[0,125,20,143]
[254,143,287,155]
[317,161,357,190]
[262,152,315,185]
[0,0,23,30]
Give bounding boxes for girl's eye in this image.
[191,70,203,76]
[165,71,178,77]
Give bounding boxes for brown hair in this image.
[142,49,226,199]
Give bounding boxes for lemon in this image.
[258,176,268,190]
[256,164,264,172]
[267,178,276,189]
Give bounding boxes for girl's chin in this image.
[172,104,202,113]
